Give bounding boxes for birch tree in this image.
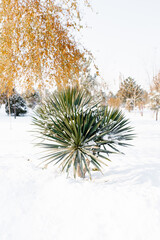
[0,0,93,95]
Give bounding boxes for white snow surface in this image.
[0,106,160,240]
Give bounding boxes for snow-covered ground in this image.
[0,105,160,240]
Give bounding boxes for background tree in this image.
[5,93,27,118]
[117,77,144,110]
[136,90,148,116]
[107,92,121,108]
[78,58,107,105]
[0,0,93,95]
[149,72,160,121]
[22,90,41,109]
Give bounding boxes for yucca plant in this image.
[32,87,134,179]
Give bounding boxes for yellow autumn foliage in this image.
[0,0,92,94]
[107,97,121,108]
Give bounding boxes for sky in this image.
[81,0,160,92]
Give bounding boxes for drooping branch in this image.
[0,0,93,94]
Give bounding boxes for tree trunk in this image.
[8,97,11,116]
[8,97,12,129]
[140,106,143,116]
[156,109,158,121]
[13,97,17,119]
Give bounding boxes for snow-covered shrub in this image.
[32,87,134,179]
[5,94,27,117]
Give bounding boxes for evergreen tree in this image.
[5,93,27,117]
